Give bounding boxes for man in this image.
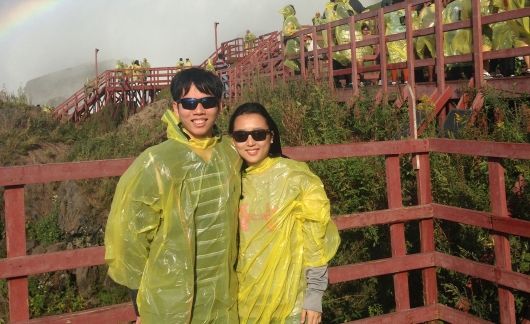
[214,53,230,98]
[105,67,242,323]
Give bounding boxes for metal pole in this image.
[214,22,219,52]
[95,48,99,111]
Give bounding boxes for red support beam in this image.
[5,186,29,322]
[333,205,432,230]
[378,8,388,93]
[385,155,410,310]
[433,203,530,239]
[434,0,445,91]
[24,303,135,324]
[416,153,438,306]
[343,304,439,323]
[471,0,484,89]
[405,1,415,89]
[434,252,530,294]
[349,15,358,93]
[488,158,516,323]
[0,247,105,279]
[329,252,435,283]
[437,303,494,324]
[428,138,530,160]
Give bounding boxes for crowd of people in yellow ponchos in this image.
[112,58,152,84]
[278,0,530,86]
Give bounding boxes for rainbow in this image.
[0,0,60,39]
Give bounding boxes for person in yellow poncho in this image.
[228,102,341,324]
[384,0,409,84]
[281,4,302,73]
[104,67,242,324]
[442,0,474,79]
[414,1,436,81]
[244,29,257,52]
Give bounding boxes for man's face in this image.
[172,83,221,139]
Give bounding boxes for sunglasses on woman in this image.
[232,129,271,143]
[177,97,219,110]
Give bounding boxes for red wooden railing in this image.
[1,138,530,323]
[52,67,178,122]
[52,2,530,131]
[225,2,530,134]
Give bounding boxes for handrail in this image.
[1,138,530,323]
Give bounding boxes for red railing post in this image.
[416,153,438,306]
[326,22,334,89]
[405,1,416,88]
[349,15,359,93]
[434,0,445,91]
[488,158,516,324]
[378,8,388,93]
[5,185,29,322]
[385,155,411,310]
[471,0,484,89]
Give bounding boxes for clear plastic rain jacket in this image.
[104,110,242,324]
[237,157,341,323]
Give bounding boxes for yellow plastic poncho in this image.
[442,0,473,56]
[237,157,341,324]
[205,59,215,72]
[507,0,530,47]
[244,31,257,50]
[333,0,358,66]
[105,110,242,324]
[415,3,436,59]
[281,5,302,72]
[385,9,408,63]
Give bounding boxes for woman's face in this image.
[232,113,272,166]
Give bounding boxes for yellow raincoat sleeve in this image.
[104,152,163,289]
[298,164,341,267]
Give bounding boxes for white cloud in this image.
[0,0,330,92]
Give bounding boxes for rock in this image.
[58,181,101,235]
[76,266,99,299]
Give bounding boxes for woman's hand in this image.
[135,316,141,324]
[300,309,321,324]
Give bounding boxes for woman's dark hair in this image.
[170,67,223,101]
[228,102,283,157]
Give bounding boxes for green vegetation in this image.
[1,80,529,322]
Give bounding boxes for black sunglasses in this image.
[177,97,219,110]
[232,129,271,143]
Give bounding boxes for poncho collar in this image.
[245,156,279,175]
[161,109,220,150]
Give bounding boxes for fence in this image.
[1,138,530,323]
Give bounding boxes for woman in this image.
[229,103,340,324]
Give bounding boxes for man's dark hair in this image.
[228,102,283,157]
[170,67,223,101]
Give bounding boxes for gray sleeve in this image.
[303,265,329,313]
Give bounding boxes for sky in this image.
[0,0,346,93]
